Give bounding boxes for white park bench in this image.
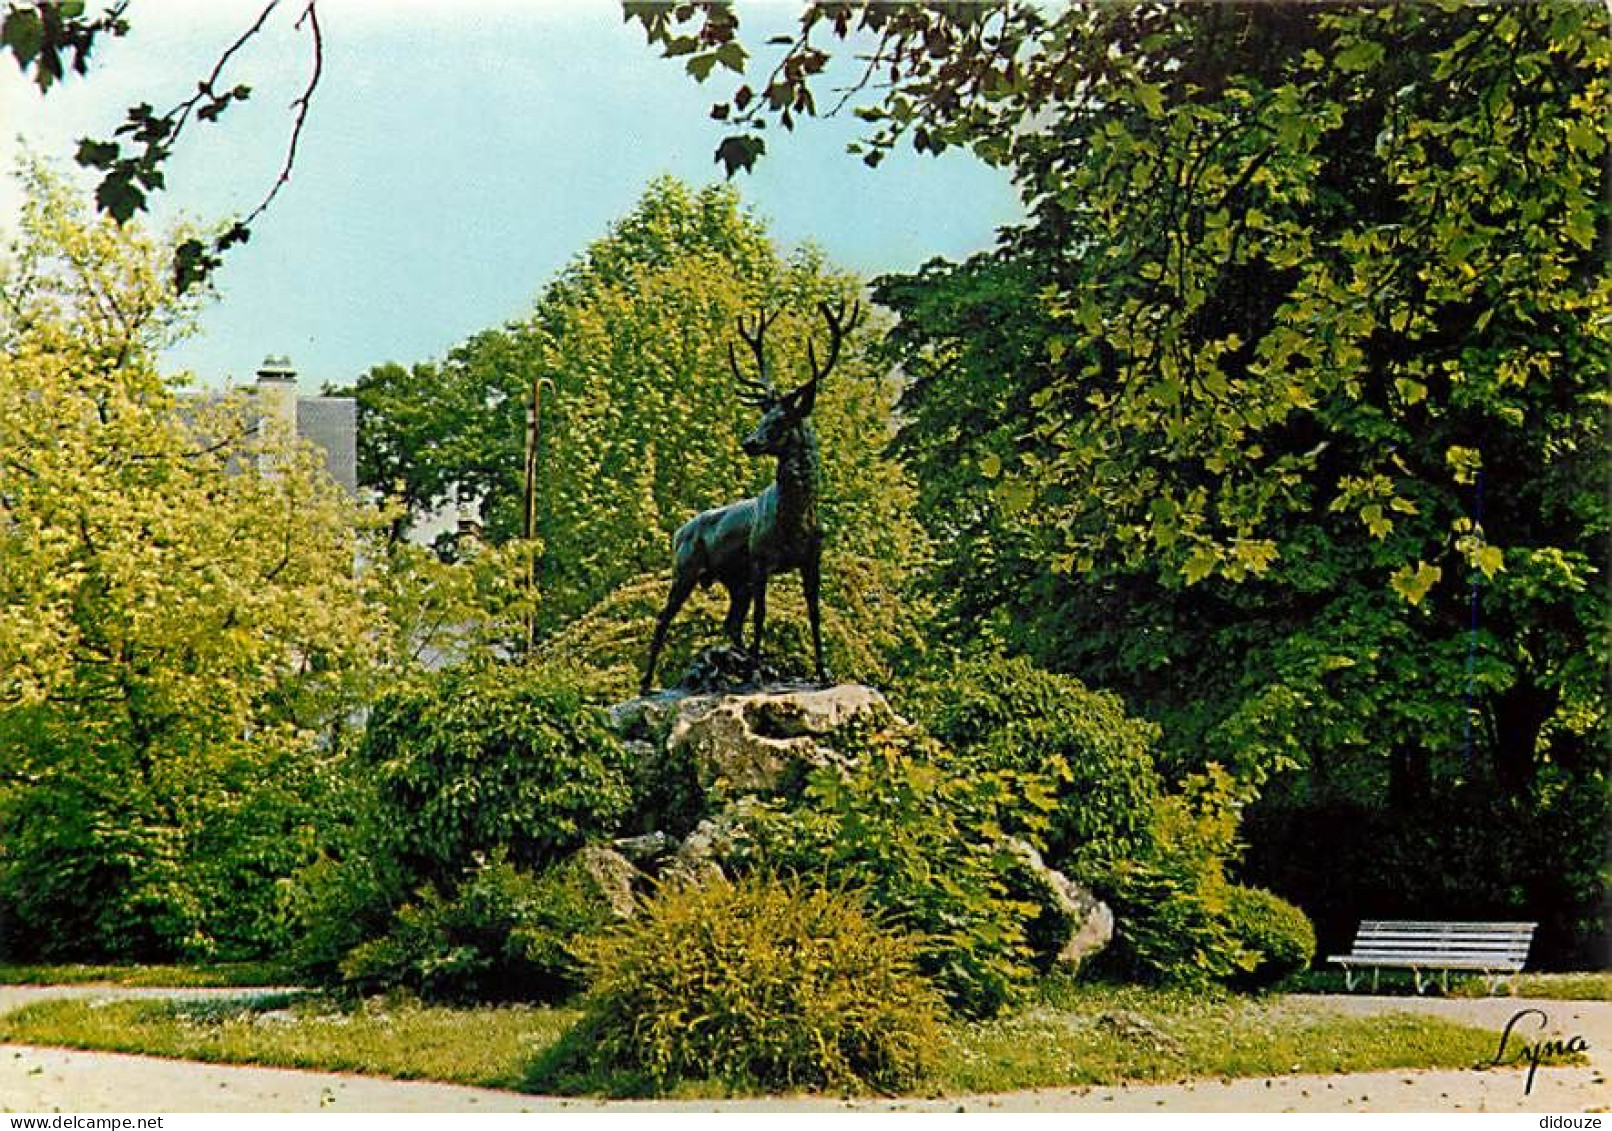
[1328,920,1537,994]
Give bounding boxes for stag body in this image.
[641,302,857,695]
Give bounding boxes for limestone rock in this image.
[611,682,893,799]
[611,830,678,864]
[600,680,1119,972]
[666,797,766,884]
[573,844,641,920]
[1009,837,1115,970]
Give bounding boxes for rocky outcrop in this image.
[573,844,640,920]
[610,681,891,797]
[1009,838,1115,970]
[665,797,769,885]
[598,680,1114,974]
[611,830,677,864]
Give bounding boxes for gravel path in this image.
[0,987,1606,1113]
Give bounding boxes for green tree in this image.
[344,329,532,548]
[641,2,1610,960]
[0,163,377,959]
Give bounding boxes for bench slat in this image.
[1330,918,1535,990]
[1352,933,1530,942]
[1354,928,1528,934]
[1349,941,1530,954]
[1330,952,1529,963]
[1354,934,1532,944]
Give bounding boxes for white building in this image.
[248,355,358,495]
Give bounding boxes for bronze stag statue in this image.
[641,299,860,695]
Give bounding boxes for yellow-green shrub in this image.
[569,874,942,1094]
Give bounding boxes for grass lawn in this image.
[933,982,1517,1094]
[0,982,1539,1098]
[1451,972,1612,1001]
[0,993,576,1092]
[0,963,293,988]
[1292,969,1612,1001]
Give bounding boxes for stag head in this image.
[730,299,861,456]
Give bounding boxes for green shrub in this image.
[286,661,631,987]
[1102,861,1251,988]
[905,657,1289,993]
[360,661,632,882]
[0,717,327,963]
[1223,884,1315,988]
[339,853,615,1003]
[1098,767,1256,987]
[566,873,942,1094]
[283,848,407,983]
[722,715,1049,1018]
[903,654,1163,875]
[280,752,407,982]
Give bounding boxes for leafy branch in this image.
[3,0,324,292]
[1,0,129,92]
[626,1,1043,176]
[171,1,325,293]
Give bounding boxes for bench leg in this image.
[1413,968,1425,995]
[1372,968,1380,994]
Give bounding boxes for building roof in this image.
[296,396,358,495]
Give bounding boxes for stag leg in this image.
[643,572,697,696]
[803,552,830,685]
[721,581,751,652]
[749,566,768,682]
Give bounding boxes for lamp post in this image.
[522,373,552,654]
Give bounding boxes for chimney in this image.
[254,355,298,441]
[455,497,485,554]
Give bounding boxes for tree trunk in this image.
[1388,743,1430,809]
[1488,681,1557,795]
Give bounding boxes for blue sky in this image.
[2,1,1023,392]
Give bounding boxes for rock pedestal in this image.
[588,680,1113,973]
[610,681,890,796]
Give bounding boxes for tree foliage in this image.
[0,164,377,958]
[890,2,1608,793]
[641,1,1610,959]
[346,328,533,549]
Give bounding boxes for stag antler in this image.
[730,308,780,406]
[806,298,862,387]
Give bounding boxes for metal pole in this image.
[523,377,543,653]
[523,399,538,542]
